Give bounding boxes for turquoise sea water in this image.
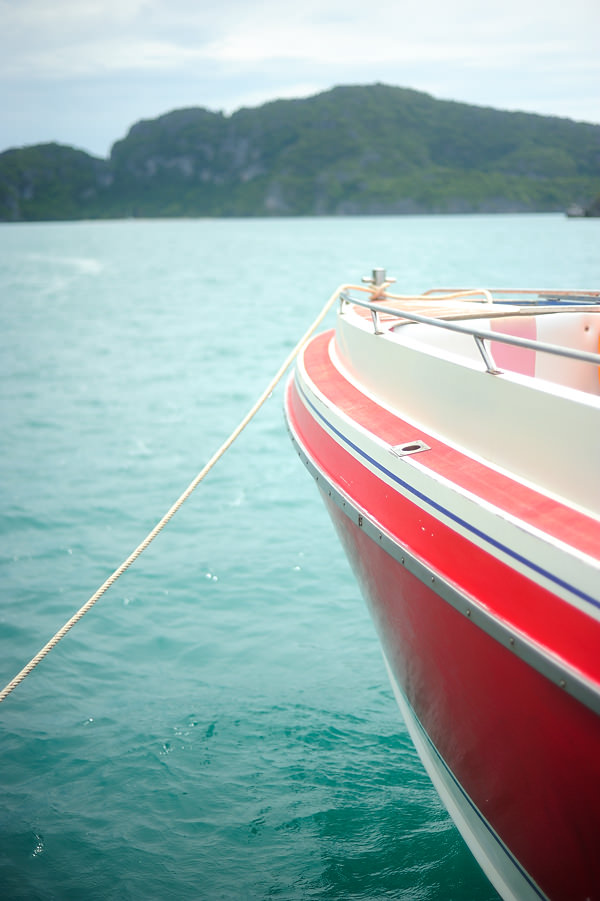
[1,215,599,901]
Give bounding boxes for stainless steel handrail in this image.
[339,290,600,375]
[425,287,600,303]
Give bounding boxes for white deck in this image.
[334,299,600,518]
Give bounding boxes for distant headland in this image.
[1,84,599,221]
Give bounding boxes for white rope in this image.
[0,283,349,705]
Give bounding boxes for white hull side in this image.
[382,654,548,901]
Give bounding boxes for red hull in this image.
[326,497,600,901]
[285,326,600,901]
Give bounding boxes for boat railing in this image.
[338,282,600,376]
[425,287,600,305]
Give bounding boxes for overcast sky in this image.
[2,0,599,158]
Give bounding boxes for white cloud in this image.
[4,38,204,79]
[3,0,599,78]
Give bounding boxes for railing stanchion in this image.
[474,336,501,374]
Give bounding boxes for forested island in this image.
[1,84,599,221]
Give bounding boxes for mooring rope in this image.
[0,283,350,705]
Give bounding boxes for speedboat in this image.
[284,270,600,901]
